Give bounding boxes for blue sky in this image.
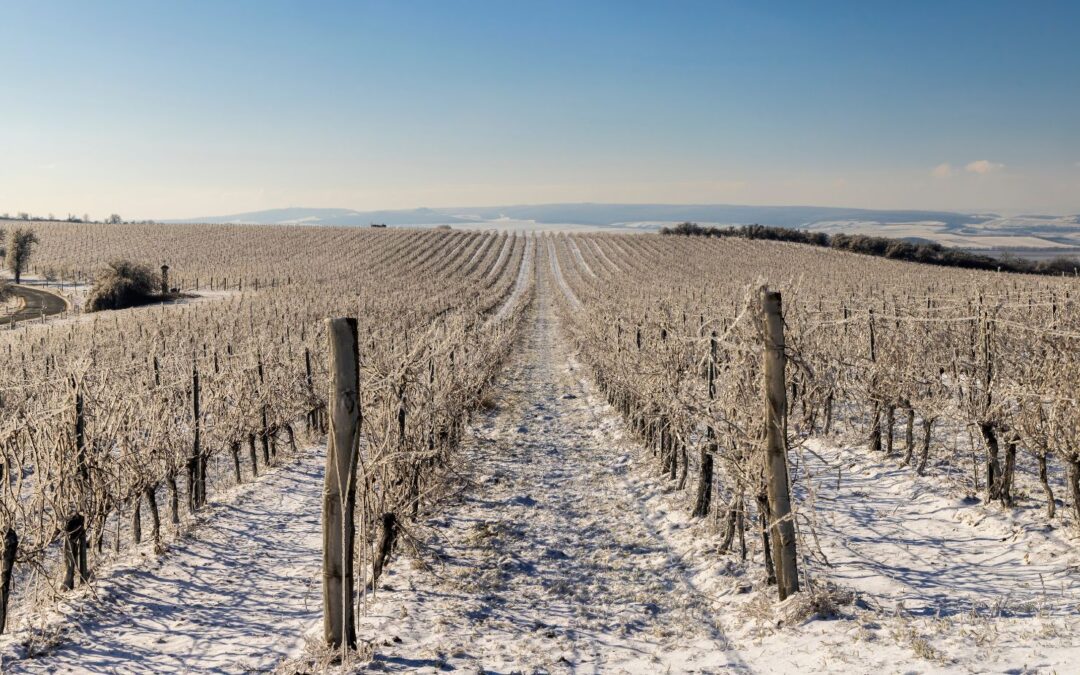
[2,1,1079,219]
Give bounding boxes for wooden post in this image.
[64,380,89,590]
[760,289,799,601]
[230,441,242,483]
[248,434,258,477]
[145,485,161,541]
[868,308,882,452]
[305,347,314,432]
[257,353,270,464]
[167,473,180,525]
[0,528,17,634]
[323,317,361,649]
[692,330,717,518]
[188,360,204,510]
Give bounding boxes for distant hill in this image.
[170,203,990,229]
[167,206,470,227]
[166,203,1080,251]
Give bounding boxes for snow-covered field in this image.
[3,274,1078,674]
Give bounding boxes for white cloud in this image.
[965,159,1004,174]
[931,163,954,178]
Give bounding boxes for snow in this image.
[795,440,1080,619]
[0,451,324,673]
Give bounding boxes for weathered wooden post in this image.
[323,317,361,649]
[188,359,204,510]
[0,528,17,634]
[692,330,717,518]
[761,288,799,601]
[304,347,314,432]
[257,353,270,463]
[63,378,90,590]
[248,434,258,477]
[160,265,170,296]
[868,308,882,452]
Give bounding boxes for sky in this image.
[2,0,1079,220]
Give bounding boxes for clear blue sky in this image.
[3,1,1079,219]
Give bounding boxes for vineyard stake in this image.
[761,289,800,601]
[323,317,361,649]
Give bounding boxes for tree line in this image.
[660,221,1080,276]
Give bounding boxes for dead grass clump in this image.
[890,624,947,663]
[272,635,373,674]
[477,393,500,411]
[17,623,68,659]
[776,583,857,626]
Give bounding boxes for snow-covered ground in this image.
[0,451,324,673]
[5,270,1079,674]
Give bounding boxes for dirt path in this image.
[350,270,745,673]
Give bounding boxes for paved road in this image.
[6,284,69,323]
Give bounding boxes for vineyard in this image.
[0,221,1077,673]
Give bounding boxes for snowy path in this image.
[4,452,324,674]
[348,273,744,673]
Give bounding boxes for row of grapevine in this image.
[0,224,535,634]
[547,231,1078,592]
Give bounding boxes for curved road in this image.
[7,284,70,323]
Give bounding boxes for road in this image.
[5,284,69,323]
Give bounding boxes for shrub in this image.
[87,260,162,312]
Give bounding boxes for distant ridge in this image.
[163,204,1080,251]
[166,206,463,227]
[169,203,993,229]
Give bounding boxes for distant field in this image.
[974,246,1080,262]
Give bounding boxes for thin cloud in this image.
[931,163,954,178]
[965,159,1004,174]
